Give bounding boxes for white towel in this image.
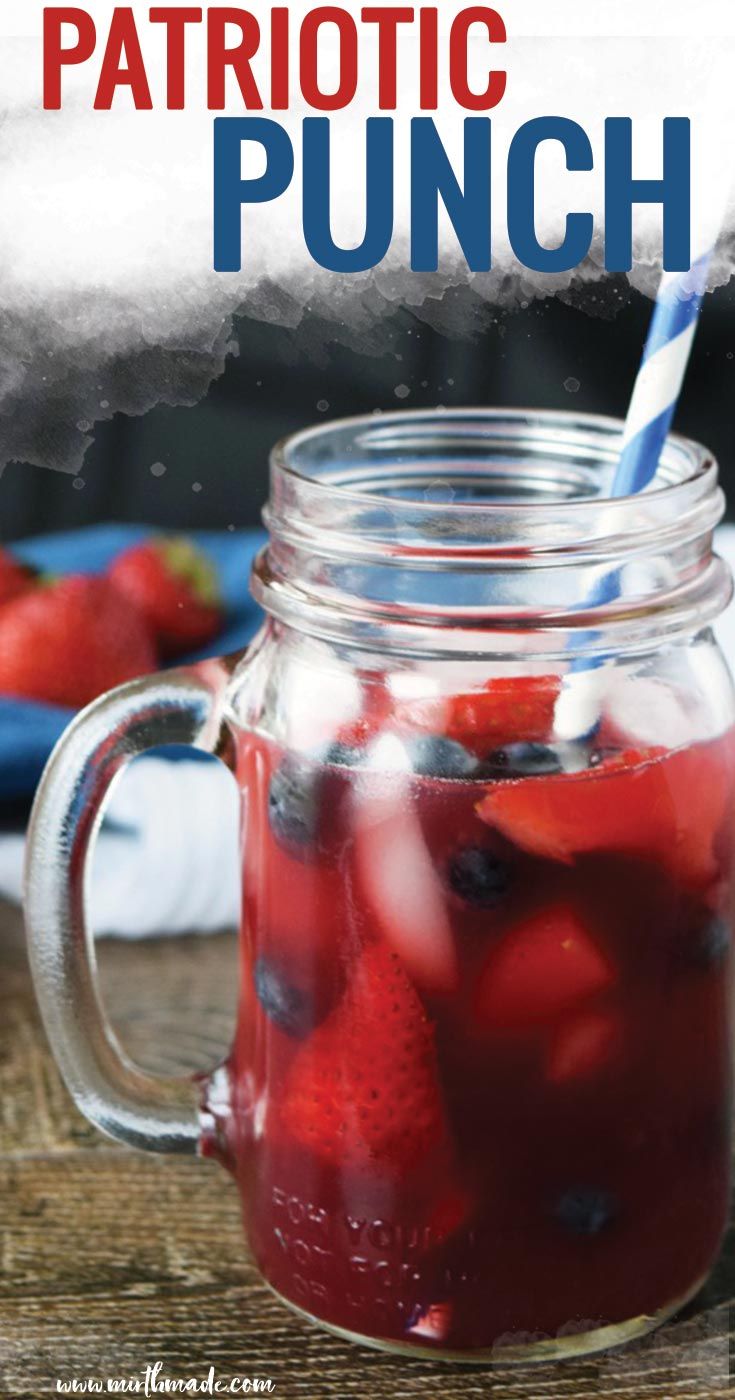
[0,755,241,938]
[5,523,735,939]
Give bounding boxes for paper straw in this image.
[553,253,715,741]
[553,59,735,741]
[611,254,711,499]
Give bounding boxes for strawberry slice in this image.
[663,741,735,887]
[475,904,616,1029]
[282,943,446,1172]
[349,674,561,758]
[444,675,560,755]
[546,1010,621,1084]
[476,743,730,889]
[425,1182,473,1244]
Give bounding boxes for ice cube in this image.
[354,772,457,993]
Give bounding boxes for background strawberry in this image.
[108,535,223,658]
[282,942,446,1172]
[0,575,157,708]
[0,547,37,609]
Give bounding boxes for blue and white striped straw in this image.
[553,252,714,741]
[612,253,711,499]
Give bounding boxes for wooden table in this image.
[1,899,733,1399]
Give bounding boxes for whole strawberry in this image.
[282,942,446,1173]
[108,536,223,658]
[0,547,37,608]
[0,575,157,708]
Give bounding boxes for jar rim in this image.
[257,407,729,659]
[271,407,716,520]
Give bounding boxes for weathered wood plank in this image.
[0,901,238,1155]
[1,900,735,1398]
[0,1154,733,1399]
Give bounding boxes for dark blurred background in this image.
[2,277,734,539]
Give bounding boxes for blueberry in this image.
[555,1187,618,1236]
[253,957,312,1037]
[447,846,511,907]
[589,746,622,769]
[321,740,364,769]
[481,742,564,779]
[268,756,320,853]
[408,736,478,779]
[557,739,600,774]
[693,916,731,968]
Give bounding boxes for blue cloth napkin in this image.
[0,525,267,800]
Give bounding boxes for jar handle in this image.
[24,659,235,1155]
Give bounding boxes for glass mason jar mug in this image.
[25,410,735,1363]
